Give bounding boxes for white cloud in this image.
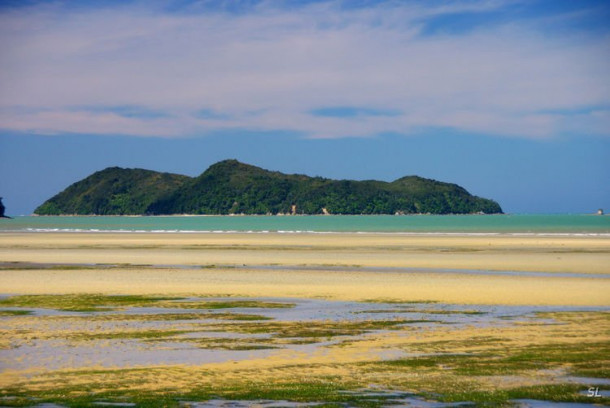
[0,0,608,139]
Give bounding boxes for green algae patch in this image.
[0,295,294,313]
[157,300,296,310]
[356,308,486,315]
[368,340,610,378]
[179,337,280,351]
[48,312,272,322]
[0,294,184,312]
[71,329,192,341]
[0,373,382,408]
[3,366,607,408]
[362,299,439,304]
[0,309,34,316]
[434,383,609,406]
[214,319,428,340]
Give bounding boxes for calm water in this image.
[0,214,609,235]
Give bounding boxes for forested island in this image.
[35,160,502,215]
[0,197,8,218]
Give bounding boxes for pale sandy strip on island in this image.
[0,232,609,306]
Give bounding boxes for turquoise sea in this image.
[0,214,609,235]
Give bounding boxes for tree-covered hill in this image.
[34,167,190,215]
[35,160,502,215]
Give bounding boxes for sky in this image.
[0,0,609,215]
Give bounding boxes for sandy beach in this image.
[1,231,609,406]
[1,232,608,305]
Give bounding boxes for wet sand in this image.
[0,232,608,305]
[1,232,609,405]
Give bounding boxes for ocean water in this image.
[0,214,609,235]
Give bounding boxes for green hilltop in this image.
[35,159,502,215]
[35,168,189,216]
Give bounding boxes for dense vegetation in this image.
[35,160,502,215]
[34,168,189,215]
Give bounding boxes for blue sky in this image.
[0,0,609,215]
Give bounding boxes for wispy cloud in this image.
[0,0,608,139]
[195,109,232,121]
[73,105,170,119]
[310,107,401,118]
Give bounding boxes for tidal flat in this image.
[0,232,609,407]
